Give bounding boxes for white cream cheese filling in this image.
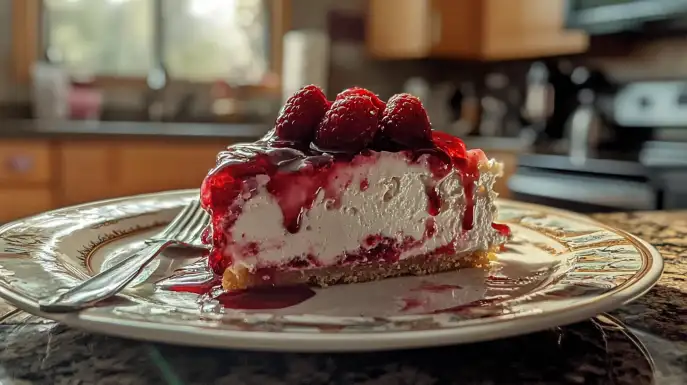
[224,151,507,270]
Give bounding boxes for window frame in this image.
[11,0,290,93]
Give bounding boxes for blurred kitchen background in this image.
[2,0,687,223]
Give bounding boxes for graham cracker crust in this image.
[222,249,496,291]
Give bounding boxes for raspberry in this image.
[314,95,380,152]
[275,85,330,142]
[379,93,432,148]
[336,87,386,112]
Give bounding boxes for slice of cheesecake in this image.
[200,86,510,291]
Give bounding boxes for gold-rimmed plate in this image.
[0,190,664,352]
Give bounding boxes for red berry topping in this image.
[432,131,467,161]
[275,85,329,142]
[314,95,380,152]
[336,87,386,112]
[379,93,432,148]
[466,149,487,173]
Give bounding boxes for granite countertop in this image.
[0,211,685,385]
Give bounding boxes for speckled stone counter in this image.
[0,211,685,385]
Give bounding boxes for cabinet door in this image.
[367,0,432,58]
[369,0,587,60]
[0,188,52,222]
[58,139,229,206]
[480,0,588,60]
[429,0,482,58]
[58,141,115,206]
[113,140,227,196]
[0,140,52,185]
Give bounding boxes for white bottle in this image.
[281,30,331,102]
[31,62,70,120]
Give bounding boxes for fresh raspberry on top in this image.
[275,85,330,142]
[314,95,380,152]
[379,93,432,148]
[335,87,386,112]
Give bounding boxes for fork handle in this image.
[38,240,174,313]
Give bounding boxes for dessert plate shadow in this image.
[0,190,663,352]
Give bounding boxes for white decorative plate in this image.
[0,190,663,352]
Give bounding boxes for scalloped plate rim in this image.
[0,189,665,352]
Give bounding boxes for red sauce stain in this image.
[166,276,219,295]
[400,297,424,312]
[240,242,260,257]
[214,285,316,310]
[427,242,456,257]
[200,226,212,245]
[158,262,315,310]
[462,183,475,229]
[425,186,441,216]
[425,218,437,238]
[359,178,369,191]
[491,222,512,237]
[411,281,462,293]
[364,234,383,247]
[430,131,480,230]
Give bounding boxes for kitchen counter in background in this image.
[0,119,529,222]
[0,119,271,140]
[0,210,684,384]
[0,119,530,150]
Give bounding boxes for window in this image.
[39,0,276,84]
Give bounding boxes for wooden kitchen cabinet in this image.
[0,137,233,222]
[113,141,226,196]
[0,188,53,222]
[58,141,117,206]
[0,139,55,221]
[367,0,589,60]
[0,140,53,185]
[57,139,228,207]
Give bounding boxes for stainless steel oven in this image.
[566,0,687,35]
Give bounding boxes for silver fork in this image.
[38,200,209,313]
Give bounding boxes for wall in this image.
[291,0,426,100]
[590,37,687,81]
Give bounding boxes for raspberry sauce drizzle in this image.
[425,186,441,216]
[491,223,512,238]
[429,131,480,229]
[157,260,316,310]
[213,285,316,310]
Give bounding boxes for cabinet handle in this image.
[5,155,35,173]
[431,9,442,46]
